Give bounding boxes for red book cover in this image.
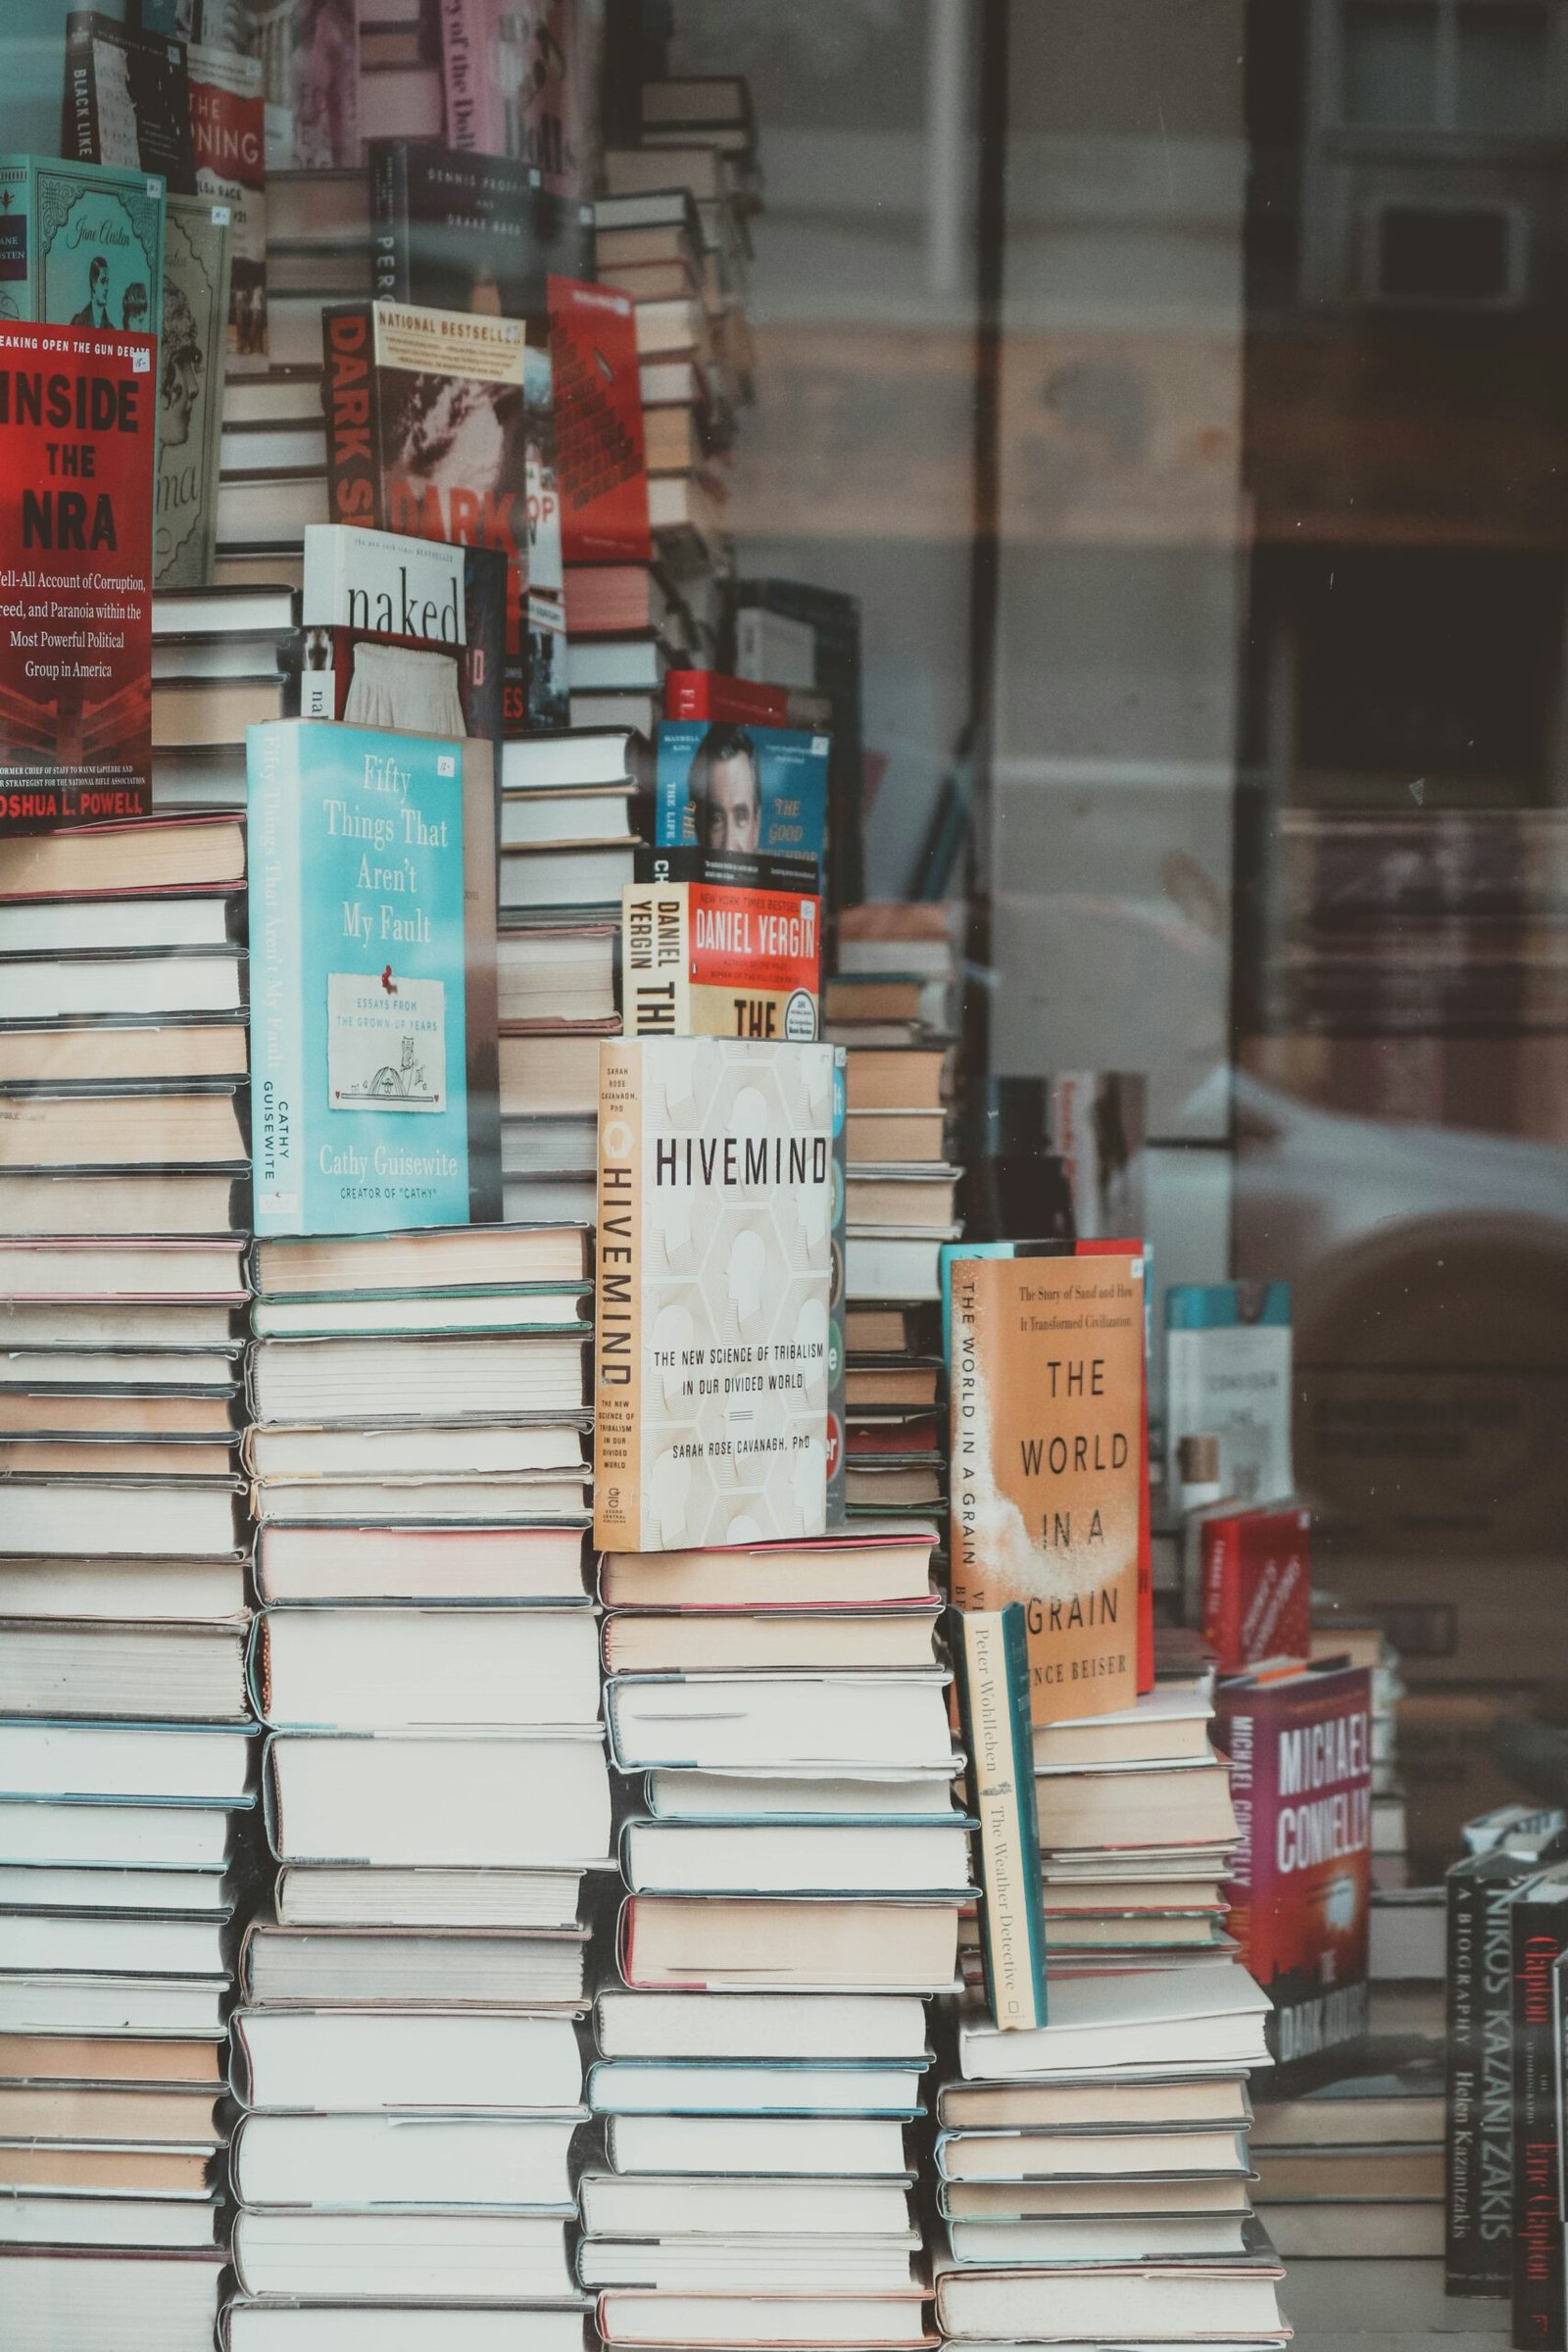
[547,275,651,564]
[1075,1235,1154,1692]
[665,671,791,727]
[0,323,156,835]
[1213,1660,1372,2066]
[1200,1503,1311,1673]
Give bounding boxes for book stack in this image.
[583,1517,969,2352]
[222,1218,613,2349]
[0,811,256,2351]
[831,904,962,1529]
[151,588,293,812]
[1250,2042,1446,2267]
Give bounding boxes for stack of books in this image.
[0,811,256,2348]
[831,904,962,1528]
[935,1967,1285,2352]
[223,1218,612,2346]
[151,588,294,813]
[582,1519,968,2352]
[1250,2042,1445,2264]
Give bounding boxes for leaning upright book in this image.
[594,1036,834,1551]
[954,1603,1048,2032]
[247,718,500,1236]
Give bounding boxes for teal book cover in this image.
[247,718,501,1239]
[0,154,166,335]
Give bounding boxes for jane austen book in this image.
[548,274,650,564]
[246,718,501,1237]
[294,524,507,744]
[955,1604,1048,2032]
[0,156,166,339]
[188,39,266,364]
[594,1036,834,1551]
[64,12,199,194]
[0,323,156,834]
[154,193,230,589]
[322,299,530,735]
[944,1242,1146,1721]
[1212,1659,1373,2069]
[370,142,594,323]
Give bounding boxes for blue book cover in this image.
[247,718,501,1238]
[0,154,166,336]
[656,719,829,876]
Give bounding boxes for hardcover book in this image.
[548,274,650,564]
[295,523,507,744]
[439,0,603,198]
[322,298,531,735]
[729,577,864,909]
[370,143,594,324]
[1509,1867,1568,2349]
[827,1043,848,1525]
[64,12,198,194]
[0,156,166,339]
[1213,1658,1373,2069]
[942,1242,1147,1722]
[259,0,359,170]
[188,39,266,363]
[593,1036,834,1551]
[154,193,230,589]
[0,322,157,834]
[666,672,792,727]
[1200,1503,1311,1674]
[656,720,830,879]
[621,858,821,1043]
[246,717,501,1236]
[524,339,567,729]
[1166,1280,1294,1507]
[954,1603,1048,2033]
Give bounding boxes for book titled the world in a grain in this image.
[594,1036,834,1551]
[944,1241,1146,1720]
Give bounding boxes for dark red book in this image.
[1200,1503,1311,1673]
[0,323,156,835]
[1213,1658,1373,2067]
[665,670,791,726]
[547,275,651,564]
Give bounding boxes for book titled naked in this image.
[295,524,507,744]
[594,1036,834,1551]
[944,1242,1146,1721]
[0,323,157,833]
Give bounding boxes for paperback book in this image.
[154,193,230,589]
[954,1603,1048,2032]
[657,719,830,878]
[524,339,566,729]
[63,11,198,193]
[0,322,157,833]
[0,155,166,337]
[439,0,602,198]
[1166,1281,1294,1506]
[293,523,507,744]
[548,273,650,564]
[260,0,359,170]
[621,857,822,1042]
[246,717,501,1235]
[594,1035,835,1550]
[370,142,594,323]
[187,39,266,363]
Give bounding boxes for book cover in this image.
[154,193,230,590]
[621,861,821,1043]
[64,12,199,195]
[371,143,594,324]
[259,0,359,170]
[1446,1842,1566,2297]
[1213,1660,1373,2069]
[1200,1503,1311,1674]
[666,672,791,727]
[0,157,166,341]
[296,525,507,745]
[322,298,531,736]
[1166,1281,1294,1506]
[1510,1871,1568,2350]
[954,1603,1047,2033]
[524,338,567,730]
[827,1043,848,1527]
[942,1242,1146,1722]
[246,717,501,1237]
[593,1036,834,1551]
[188,39,266,365]
[548,274,650,564]
[656,720,829,879]
[0,322,156,835]
[729,578,864,910]
[439,0,603,198]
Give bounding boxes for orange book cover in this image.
[945,1243,1146,1722]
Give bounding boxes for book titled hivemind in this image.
[247,718,500,1237]
[594,1036,834,1551]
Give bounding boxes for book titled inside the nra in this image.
[944,1242,1146,1721]
[594,1036,834,1551]
[247,717,500,1236]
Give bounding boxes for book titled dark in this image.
[0,323,156,834]
[370,142,594,323]
[65,11,199,193]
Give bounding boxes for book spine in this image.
[621,881,690,1037]
[1202,1522,1241,1670]
[368,141,409,305]
[956,1604,1047,2032]
[246,722,305,1237]
[593,1039,643,1549]
[63,29,98,166]
[1446,1863,1489,2292]
[1514,1901,1566,2349]
[1216,1684,1256,1981]
[320,302,382,531]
